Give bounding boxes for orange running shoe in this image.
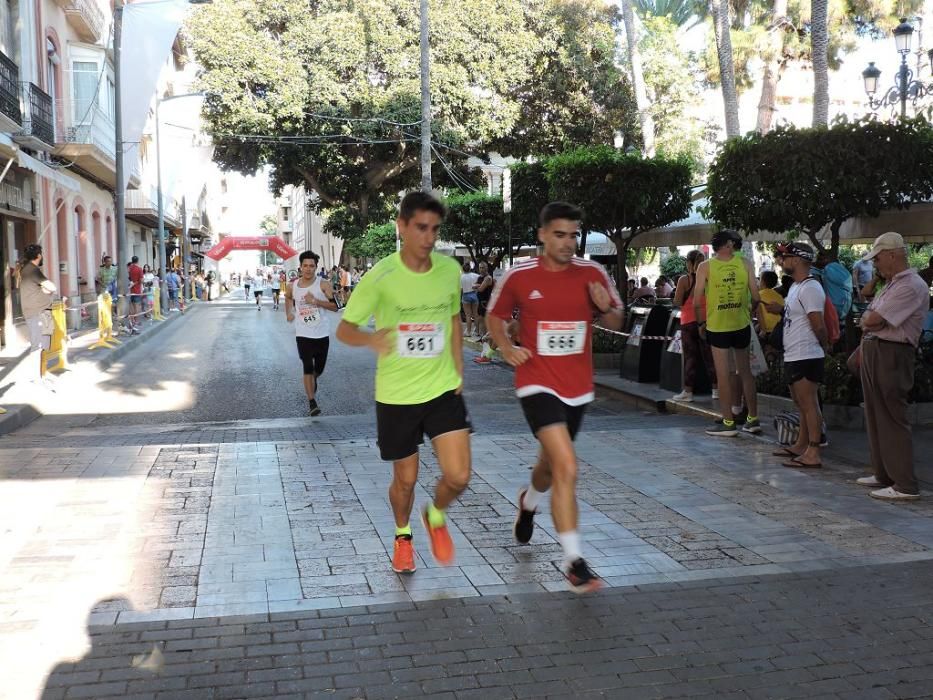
[392,535,416,574]
[421,507,455,565]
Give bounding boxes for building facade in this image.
[277,183,340,270]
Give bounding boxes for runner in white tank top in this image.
[285,251,338,415]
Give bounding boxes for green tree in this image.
[189,0,638,243]
[260,214,279,264]
[545,146,693,294]
[345,222,398,262]
[443,193,516,268]
[707,118,933,257]
[639,14,711,169]
[508,161,549,252]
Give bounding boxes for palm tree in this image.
[632,0,705,28]
[709,0,741,137]
[755,0,790,133]
[811,0,829,126]
[619,0,657,155]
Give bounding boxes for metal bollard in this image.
[90,292,121,350]
[40,301,69,376]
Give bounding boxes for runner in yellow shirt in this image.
[336,192,471,575]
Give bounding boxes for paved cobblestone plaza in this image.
[2,302,932,698]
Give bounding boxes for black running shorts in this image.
[296,336,329,377]
[376,390,471,461]
[705,325,751,350]
[785,357,824,385]
[520,392,587,440]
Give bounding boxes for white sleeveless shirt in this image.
[291,277,330,339]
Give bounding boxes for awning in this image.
[17,151,81,193]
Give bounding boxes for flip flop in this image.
[782,457,822,469]
[772,448,799,457]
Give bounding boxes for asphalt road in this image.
[86,288,375,425]
[69,288,647,431]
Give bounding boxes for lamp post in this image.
[862,17,933,119]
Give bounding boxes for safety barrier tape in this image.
[593,324,674,342]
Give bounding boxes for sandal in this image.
[782,457,822,469]
[772,448,799,457]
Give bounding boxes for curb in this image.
[0,303,203,438]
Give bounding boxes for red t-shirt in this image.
[487,257,622,405]
[128,264,143,294]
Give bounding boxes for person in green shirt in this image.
[694,229,762,437]
[336,191,471,575]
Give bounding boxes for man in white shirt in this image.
[775,242,829,469]
[252,273,264,310]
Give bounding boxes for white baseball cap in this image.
[862,231,906,261]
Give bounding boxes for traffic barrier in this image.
[152,288,165,321]
[89,292,121,350]
[40,301,69,376]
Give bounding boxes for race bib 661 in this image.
[397,323,445,358]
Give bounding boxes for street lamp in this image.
[862,17,933,119]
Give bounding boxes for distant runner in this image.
[336,191,472,575]
[244,273,252,300]
[487,201,624,593]
[285,252,337,416]
[252,273,264,310]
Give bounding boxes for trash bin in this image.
[659,310,712,394]
[621,304,672,383]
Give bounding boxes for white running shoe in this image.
[672,391,693,402]
[870,487,920,501]
[856,476,885,487]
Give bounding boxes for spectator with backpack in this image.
[813,250,852,343]
[771,242,830,469]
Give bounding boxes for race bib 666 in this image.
[537,321,586,356]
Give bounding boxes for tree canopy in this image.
[706,117,933,255]
[344,222,398,262]
[188,0,638,242]
[505,148,693,291]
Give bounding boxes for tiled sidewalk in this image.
[2,409,933,698]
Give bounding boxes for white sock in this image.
[522,485,546,511]
[732,405,743,416]
[558,530,582,567]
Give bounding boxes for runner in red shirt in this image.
[487,201,624,592]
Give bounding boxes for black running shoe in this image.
[565,558,603,594]
[513,488,536,544]
[309,399,322,416]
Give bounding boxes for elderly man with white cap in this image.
[856,232,929,501]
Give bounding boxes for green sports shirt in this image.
[342,252,462,405]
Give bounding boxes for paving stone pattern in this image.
[39,560,933,699]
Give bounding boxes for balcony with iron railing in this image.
[55,104,140,188]
[55,0,106,43]
[17,83,55,149]
[0,51,22,129]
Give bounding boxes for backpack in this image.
[769,278,839,352]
